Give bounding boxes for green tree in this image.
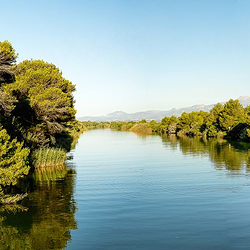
[168,115,178,134]
[0,41,17,84]
[219,99,245,132]
[0,41,17,117]
[0,126,30,204]
[205,103,224,137]
[245,105,250,123]
[177,111,208,136]
[4,59,76,149]
[159,116,170,133]
[159,115,178,134]
[149,120,159,132]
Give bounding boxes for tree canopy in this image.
[0,40,17,85]
[0,126,30,204]
[0,41,80,204]
[218,99,245,132]
[2,59,76,148]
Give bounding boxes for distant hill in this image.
[78,96,250,122]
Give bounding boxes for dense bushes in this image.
[111,99,250,142]
[0,40,83,204]
[0,126,30,204]
[82,121,110,130]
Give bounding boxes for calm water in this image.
[1,129,250,249]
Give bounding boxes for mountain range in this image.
[78,96,250,122]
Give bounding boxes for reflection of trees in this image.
[207,141,249,171]
[0,205,31,249]
[162,134,179,150]
[0,166,77,250]
[162,135,250,172]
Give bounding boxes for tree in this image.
[168,115,178,134]
[0,41,17,84]
[0,126,30,204]
[219,99,245,132]
[177,111,208,136]
[0,41,17,117]
[4,59,76,149]
[245,105,250,124]
[149,120,159,132]
[160,115,178,134]
[205,103,224,137]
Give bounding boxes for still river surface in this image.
[1,129,250,249]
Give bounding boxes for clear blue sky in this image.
[1,0,250,116]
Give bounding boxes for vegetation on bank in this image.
[81,121,110,130]
[110,99,250,142]
[1,40,249,205]
[31,148,67,168]
[0,41,84,204]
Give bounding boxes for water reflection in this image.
[2,131,250,250]
[0,165,77,250]
[162,135,250,172]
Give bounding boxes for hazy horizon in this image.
[78,95,250,118]
[1,0,250,116]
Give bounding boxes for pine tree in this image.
[0,126,30,204]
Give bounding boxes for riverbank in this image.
[0,41,83,204]
[109,98,250,142]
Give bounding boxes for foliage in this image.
[110,121,135,131]
[218,99,245,132]
[177,111,208,136]
[149,120,160,132]
[0,41,17,118]
[157,116,178,134]
[0,126,30,204]
[0,41,83,203]
[2,59,76,149]
[227,123,250,141]
[81,121,110,130]
[0,40,17,85]
[108,99,250,142]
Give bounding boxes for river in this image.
[1,129,250,249]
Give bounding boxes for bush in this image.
[0,126,30,204]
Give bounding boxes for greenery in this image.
[1,39,250,205]
[31,148,67,168]
[3,59,76,149]
[82,121,110,130]
[110,99,250,142]
[0,126,30,204]
[0,40,85,204]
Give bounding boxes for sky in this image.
[1,0,250,117]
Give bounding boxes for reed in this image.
[31,148,67,168]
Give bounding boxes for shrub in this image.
[0,126,30,204]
